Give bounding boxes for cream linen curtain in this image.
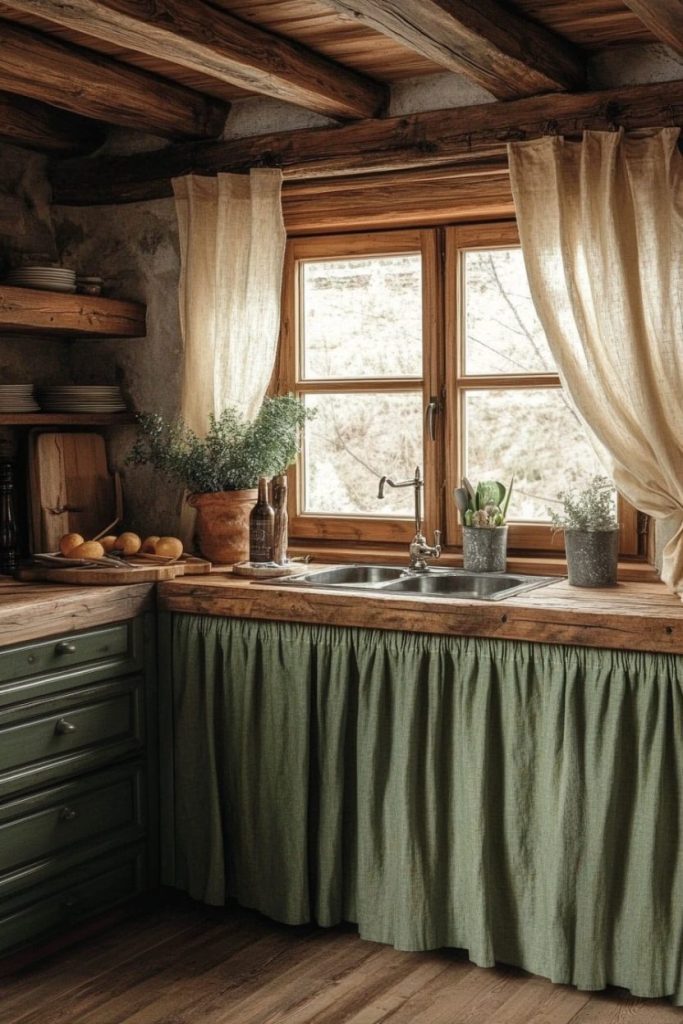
[172,169,286,433]
[508,129,683,595]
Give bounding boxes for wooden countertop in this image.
[0,577,155,648]
[158,569,683,655]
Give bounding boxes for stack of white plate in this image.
[5,266,76,293]
[38,385,127,413]
[0,384,40,412]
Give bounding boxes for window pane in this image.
[302,392,423,516]
[301,254,422,379]
[463,389,604,522]
[463,248,555,375]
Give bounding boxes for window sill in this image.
[288,542,659,584]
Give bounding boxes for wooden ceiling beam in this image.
[2,0,388,121]
[49,79,683,206]
[621,1,683,57]
[0,19,228,140]
[0,90,103,153]
[318,0,585,99]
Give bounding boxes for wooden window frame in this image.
[278,222,639,559]
[277,229,440,545]
[445,222,638,556]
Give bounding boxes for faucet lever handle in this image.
[433,529,441,552]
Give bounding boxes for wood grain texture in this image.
[282,163,514,233]
[158,571,683,654]
[49,79,683,205]
[1,900,680,1023]
[318,0,585,98]
[511,0,656,48]
[0,89,103,154]
[0,579,154,647]
[621,0,683,56]
[0,17,227,139]
[0,286,145,337]
[4,0,388,121]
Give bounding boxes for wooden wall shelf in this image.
[0,413,136,426]
[0,286,146,337]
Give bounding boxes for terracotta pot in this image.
[187,489,257,564]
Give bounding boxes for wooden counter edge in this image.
[0,581,155,648]
[157,576,683,655]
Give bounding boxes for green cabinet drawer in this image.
[0,763,145,877]
[0,678,144,799]
[0,620,144,709]
[0,844,146,956]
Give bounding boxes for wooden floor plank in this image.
[1,903,679,1024]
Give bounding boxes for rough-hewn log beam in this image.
[621,1,683,57]
[0,18,228,139]
[0,90,103,153]
[319,0,585,98]
[3,0,388,121]
[49,80,683,206]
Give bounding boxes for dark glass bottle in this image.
[272,473,288,565]
[0,461,18,575]
[249,476,274,563]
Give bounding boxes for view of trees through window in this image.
[462,248,603,521]
[291,235,605,532]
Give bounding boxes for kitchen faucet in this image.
[377,466,441,572]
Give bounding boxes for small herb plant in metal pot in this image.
[454,478,513,572]
[548,475,619,587]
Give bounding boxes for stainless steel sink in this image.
[279,565,406,587]
[263,565,558,601]
[381,573,548,601]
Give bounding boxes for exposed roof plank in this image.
[317,0,586,98]
[49,79,683,206]
[2,0,388,120]
[0,18,228,139]
[0,89,103,153]
[621,0,683,57]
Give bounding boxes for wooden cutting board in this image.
[17,563,184,585]
[29,432,120,552]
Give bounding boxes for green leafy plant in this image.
[455,477,513,527]
[548,475,618,531]
[127,395,314,493]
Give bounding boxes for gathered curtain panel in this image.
[171,614,683,1004]
[507,128,683,596]
[172,168,286,434]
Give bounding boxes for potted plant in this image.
[128,395,312,563]
[454,478,513,572]
[548,475,619,587]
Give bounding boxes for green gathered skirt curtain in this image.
[171,614,683,1003]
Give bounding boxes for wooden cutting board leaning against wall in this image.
[28,432,120,552]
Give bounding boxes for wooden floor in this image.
[0,900,681,1024]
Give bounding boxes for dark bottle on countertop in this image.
[272,473,288,565]
[0,461,18,575]
[249,476,274,563]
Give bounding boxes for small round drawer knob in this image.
[59,806,78,822]
[54,718,77,736]
[55,641,76,655]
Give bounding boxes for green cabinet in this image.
[0,615,158,958]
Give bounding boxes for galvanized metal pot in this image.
[565,528,619,587]
[462,526,508,573]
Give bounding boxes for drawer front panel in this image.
[0,764,145,876]
[0,679,144,798]
[0,845,146,956]
[0,621,144,710]
[0,624,131,684]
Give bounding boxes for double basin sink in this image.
[268,565,558,602]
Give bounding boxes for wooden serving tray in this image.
[17,553,211,586]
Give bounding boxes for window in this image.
[279,223,639,558]
[279,231,439,544]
